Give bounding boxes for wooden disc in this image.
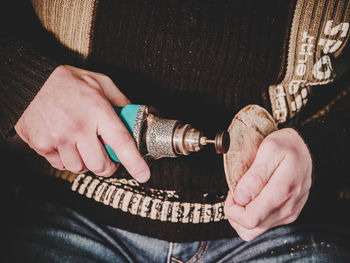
[223,105,277,194]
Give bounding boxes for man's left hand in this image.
[224,128,312,241]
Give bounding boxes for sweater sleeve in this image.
[0,0,62,140]
[286,74,350,222]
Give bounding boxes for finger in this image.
[275,192,309,226]
[76,135,119,177]
[225,181,290,230]
[225,155,301,229]
[227,193,309,241]
[98,108,150,182]
[224,191,254,228]
[233,136,286,206]
[226,154,310,229]
[252,192,308,232]
[97,75,131,107]
[44,150,65,170]
[57,142,88,174]
[228,218,270,242]
[243,153,310,225]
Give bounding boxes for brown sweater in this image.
[1,0,349,242]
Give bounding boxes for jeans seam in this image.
[171,258,184,263]
[186,241,204,263]
[196,241,210,263]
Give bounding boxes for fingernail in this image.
[234,187,251,205]
[135,171,150,183]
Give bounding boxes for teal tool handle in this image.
[103,104,140,162]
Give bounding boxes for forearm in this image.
[0,34,60,139]
[0,0,61,139]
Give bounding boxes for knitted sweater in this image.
[0,0,349,242]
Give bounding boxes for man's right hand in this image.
[14,65,150,182]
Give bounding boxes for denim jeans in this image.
[10,201,350,263]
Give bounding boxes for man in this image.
[1,0,349,262]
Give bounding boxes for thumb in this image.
[233,136,285,206]
[98,74,131,107]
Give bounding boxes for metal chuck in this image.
[173,124,230,155]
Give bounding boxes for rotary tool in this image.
[103,104,230,163]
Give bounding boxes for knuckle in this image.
[106,162,118,174]
[91,162,107,175]
[76,77,104,99]
[224,205,233,219]
[77,77,92,89]
[285,212,299,224]
[70,119,86,134]
[279,190,292,204]
[95,164,117,177]
[261,136,284,156]
[51,163,65,170]
[56,120,86,136]
[283,206,295,219]
[53,65,72,78]
[262,135,279,148]
[249,166,266,187]
[229,220,258,241]
[224,206,241,224]
[236,183,249,196]
[78,87,107,111]
[288,145,300,159]
[52,121,86,139]
[288,215,298,224]
[98,73,112,82]
[244,217,260,230]
[293,184,303,197]
[88,155,117,176]
[305,178,312,191]
[64,160,85,173]
[70,165,85,174]
[79,74,99,87]
[14,119,26,135]
[113,131,134,151]
[55,136,69,146]
[34,139,53,155]
[283,127,297,136]
[239,231,255,242]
